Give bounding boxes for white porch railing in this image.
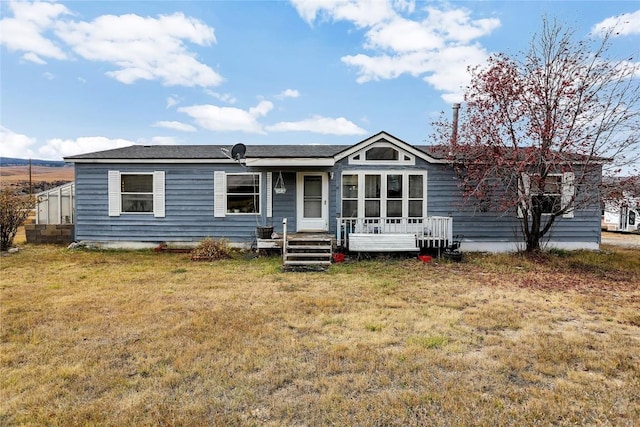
[336,216,453,249]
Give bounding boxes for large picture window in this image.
[226,173,260,214]
[341,171,426,218]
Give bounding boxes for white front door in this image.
[297,172,329,231]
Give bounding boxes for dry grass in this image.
[0,166,74,191]
[1,245,639,426]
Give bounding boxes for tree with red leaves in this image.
[432,18,639,252]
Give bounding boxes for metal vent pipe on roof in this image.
[451,103,460,144]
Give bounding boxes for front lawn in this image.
[1,245,638,425]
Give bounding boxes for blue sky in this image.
[1,0,638,160]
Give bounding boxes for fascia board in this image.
[244,158,335,167]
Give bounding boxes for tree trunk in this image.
[526,204,543,252]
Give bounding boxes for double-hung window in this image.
[213,171,261,217]
[226,173,260,214]
[108,171,165,217]
[531,175,562,214]
[121,174,154,213]
[521,172,575,218]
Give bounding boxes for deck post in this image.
[282,218,287,263]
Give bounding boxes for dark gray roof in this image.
[65,144,352,160]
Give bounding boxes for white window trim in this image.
[215,171,262,217]
[108,170,165,218]
[348,142,415,166]
[341,170,427,218]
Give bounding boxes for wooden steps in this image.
[283,235,333,271]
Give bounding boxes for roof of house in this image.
[63,131,445,163]
[64,144,351,160]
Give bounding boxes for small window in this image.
[226,173,260,214]
[366,147,398,161]
[121,174,153,213]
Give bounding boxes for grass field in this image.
[1,245,639,426]
[0,166,74,189]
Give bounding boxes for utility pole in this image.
[29,158,32,195]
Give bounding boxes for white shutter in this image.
[108,170,121,217]
[266,172,273,218]
[518,173,531,218]
[214,171,226,217]
[153,171,165,218]
[562,172,575,218]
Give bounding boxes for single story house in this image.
[64,131,602,252]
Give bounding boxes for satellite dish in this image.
[231,143,246,160]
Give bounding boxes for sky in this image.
[1,0,639,160]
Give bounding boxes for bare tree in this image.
[432,18,639,252]
[1,190,35,251]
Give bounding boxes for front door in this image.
[297,173,329,231]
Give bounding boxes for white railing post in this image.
[282,218,288,262]
[336,218,341,246]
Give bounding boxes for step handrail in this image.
[282,218,287,263]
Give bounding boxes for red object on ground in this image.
[418,255,432,263]
[333,253,345,263]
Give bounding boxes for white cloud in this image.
[39,136,136,159]
[290,0,396,28]
[265,115,368,135]
[1,3,223,88]
[276,89,301,99]
[21,52,47,64]
[166,96,179,109]
[146,136,180,145]
[591,10,640,37]
[205,90,237,104]
[291,1,499,102]
[55,12,222,87]
[152,121,197,132]
[0,0,70,61]
[43,71,54,80]
[0,126,38,159]
[178,101,274,133]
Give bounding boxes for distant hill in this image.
[1,157,67,167]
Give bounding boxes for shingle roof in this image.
[64,144,352,160]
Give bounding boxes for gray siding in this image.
[270,172,297,234]
[75,163,276,245]
[75,158,601,248]
[333,158,601,246]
